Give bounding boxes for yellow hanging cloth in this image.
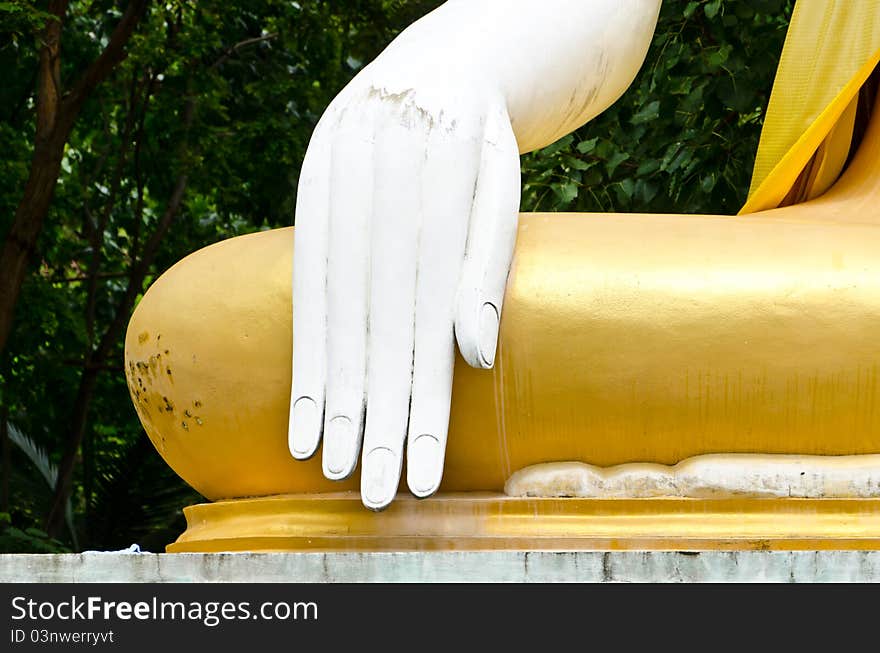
[740,0,880,215]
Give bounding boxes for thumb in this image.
[455,103,521,369]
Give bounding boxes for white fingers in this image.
[360,117,425,511]
[321,121,373,480]
[406,128,481,498]
[289,116,333,460]
[455,103,521,370]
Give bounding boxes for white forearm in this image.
[373,0,662,152]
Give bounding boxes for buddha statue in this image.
[124,0,880,551]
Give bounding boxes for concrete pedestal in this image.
[3,551,880,582]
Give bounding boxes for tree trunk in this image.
[0,0,149,357]
[0,135,72,351]
[0,0,70,354]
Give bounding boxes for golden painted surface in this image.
[125,104,880,502]
[168,493,880,552]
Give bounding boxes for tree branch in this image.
[35,0,69,140]
[84,71,145,347]
[210,32,278,70]
[62,0,151,118]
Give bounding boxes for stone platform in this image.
[3,551,880,582]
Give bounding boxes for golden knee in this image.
[127,213,880,502]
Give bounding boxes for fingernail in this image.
[290,397,320,458]
[478,302,499,367]
[324,415,355,478]
[408,434,442,496]
[362,448,399,510]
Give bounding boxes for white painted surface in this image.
[289,0,663,510]
[505,455,880,498]
[3,551,880,583]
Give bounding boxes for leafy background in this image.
[0,0,793,552]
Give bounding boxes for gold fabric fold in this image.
[741,0,880,214]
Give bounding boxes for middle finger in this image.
[360,104,426,510]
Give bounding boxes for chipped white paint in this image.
[505,454,880,499]
[4,551,880,583]
[288,0,663,510]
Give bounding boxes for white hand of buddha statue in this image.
[289,0,662,510]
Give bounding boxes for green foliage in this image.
[0,0,443,552]
[0,513,70,553]
[5,421,77,545]
[521,0,795,215]
[0,1,57,46]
